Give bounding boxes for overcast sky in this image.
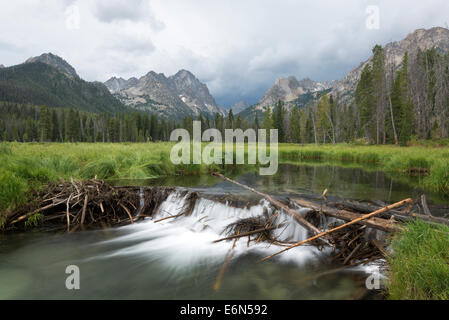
[1,0,448,107]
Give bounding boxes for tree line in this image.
[0,102,177,142]
[1,46,448,145]
[243,46,449,145]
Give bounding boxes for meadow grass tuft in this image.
[388,220,449,300]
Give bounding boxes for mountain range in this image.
[239,27,449,121]
[238,77,335,120]
[1,27,448,120]
[104,70,224,120]
[330,27,449,103]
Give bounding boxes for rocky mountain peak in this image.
[255,76,335,111]
[104,69,224,118]
[104,76,132,93]
[25,53,78,78]
[332,27,449,102]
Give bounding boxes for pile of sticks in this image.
[5,179,175,231]
[212,172,416,266]
[217,213,283,245]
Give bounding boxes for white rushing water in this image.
[90,190,334,269]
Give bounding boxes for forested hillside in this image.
[226,47,449,146]
[0,62,126,114]
[0,102,176,142]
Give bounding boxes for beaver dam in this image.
[3,168,449,299]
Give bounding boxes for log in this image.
[421,194,432,216]
[409,213,449,227]
[261,198,413,262]
[9,198,68,224]
[66,194,72,232]
[119,203,134,224]
[212,172,323,237]
[328,198,449,227]
[80,195,88,225]
[291,199,401,232]
[330,200,410,220]
[153,213,184,223]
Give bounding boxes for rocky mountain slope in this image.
[241,27,449,121]
[0,53,125,113]
[239,76,335,120]
[105,69,224,119]
[255,77,335,111]
[25,53,79,79]
[229,101,250,114]
[331,27,449,102]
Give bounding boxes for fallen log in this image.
[261,198,413,262]
[327,199,449,227]
[421,194,433,216]
[331,200,411,220]
[291,199,401,232]
[80,195,88,225]
[153,213,184,223]
[212,172,323,237]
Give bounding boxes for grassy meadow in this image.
[1,141,449,218]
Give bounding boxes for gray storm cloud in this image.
[0,0,448,106]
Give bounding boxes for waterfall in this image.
[91,190,333,268]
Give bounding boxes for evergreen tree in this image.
[261,106,274,139]
[38,105,52,142]
[289,106,301,143]
[273,100,285,142]
[316,93,331,143]
[226,109,234,129]
[355,64,375,142]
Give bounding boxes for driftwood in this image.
[421,194,432,216]
[291,199,401,232]
[153,213,184,223]
[261,198,413,262]
[5,179,175,231]
[327,198,449,227]
[212,172,323,237]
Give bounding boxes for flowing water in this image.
[1,163,445,300]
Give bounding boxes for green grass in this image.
[278,143,449,193]
[1,142,449,219]
[388,220,449,300]
[0,142,205,214]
